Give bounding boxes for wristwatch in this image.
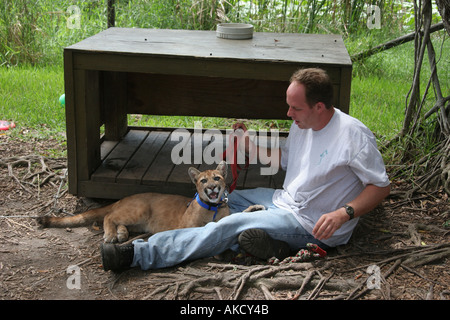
[343,204,354,220]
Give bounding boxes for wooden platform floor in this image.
[90,128,286,198]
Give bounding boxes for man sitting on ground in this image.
[101,68,390,271]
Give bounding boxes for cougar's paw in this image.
[103,232,118,243]
[243,205,265,212]
[116,225,129,243]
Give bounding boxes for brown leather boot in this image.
[238,228,290,260]
[100,242,134,271]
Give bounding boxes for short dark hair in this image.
[290,68,334,109]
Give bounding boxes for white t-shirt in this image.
[273,108,390,247]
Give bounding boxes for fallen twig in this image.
[403,247,450,267]
[400,263,446,286]
[308,270,335,300]
[232,265,271,300]
[341,242,450,272]
[292,270,316,300]
[3,155,67,193]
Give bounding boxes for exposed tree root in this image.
[1,155,66,193]
[140,261,359,300]
[132,240,450,300]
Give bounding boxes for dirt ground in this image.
[1,131,449,301]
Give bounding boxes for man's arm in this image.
[232,123,282,169]
[312,184,391,241]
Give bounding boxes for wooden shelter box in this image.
[64,28,352,199]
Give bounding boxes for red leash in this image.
[222,130,250,193]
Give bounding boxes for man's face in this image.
[286,82,319,130]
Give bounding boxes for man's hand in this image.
[232,122,282,169]
[312,208,349,241]
[232,122,248,132]
[312,184,390,241]
[232,122,253,156]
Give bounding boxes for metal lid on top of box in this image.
[216,23,254,40]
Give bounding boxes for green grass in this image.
[0,65,65,137]
[350,76,407,139]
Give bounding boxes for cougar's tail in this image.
[36,205,112,229]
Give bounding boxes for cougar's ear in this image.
[216,161,227,178]
[188,167,201,184]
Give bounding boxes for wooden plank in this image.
[64,49,78,195]
[79,180,159,199]
[73,50,346,83]
[102,71,128,140]
[141,131,184,184]
[73,70,102,182]
[100,139,119,160]
[68,28,351,66]
[72,70,88,182]
[84,70,102,176]
[78,180,196,199]
[79,170,284,200]
[339,67,352,114]
[127,73,290,119]
[167,131,204,184]
[91,130,148,182]
[116,131,170,184]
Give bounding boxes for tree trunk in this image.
[435,0,450,36]
[397,0,450,195]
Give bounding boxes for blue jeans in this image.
[132,188,328,270]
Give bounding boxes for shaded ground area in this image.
[1,133,449,300]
